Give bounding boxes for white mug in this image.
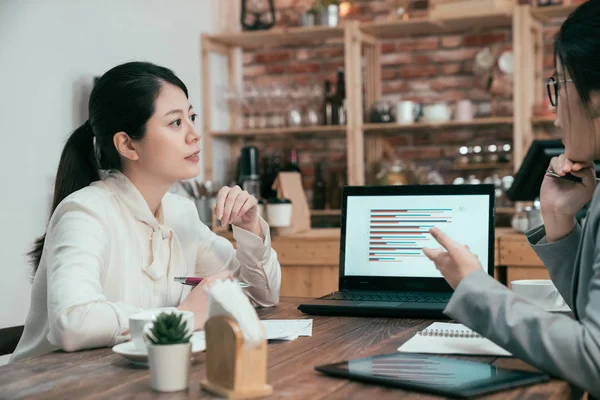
[511,280,567,311]
[266,199,292,227]
[396,101,422,125]
[423,103,452,123]
[455,99,475,122]
[129,308,194,354]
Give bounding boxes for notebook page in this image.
[398,322,512,356]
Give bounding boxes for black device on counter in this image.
[507,139,600,202]
[315,353,550,398]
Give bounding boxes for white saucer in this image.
[112,335,206,366]
[547,304,571,313]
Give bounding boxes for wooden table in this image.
[0,298,569,399]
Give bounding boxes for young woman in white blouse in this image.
[11,62,281,362]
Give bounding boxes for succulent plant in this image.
[145,312,191,345]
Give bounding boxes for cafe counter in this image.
[220,228,548,298]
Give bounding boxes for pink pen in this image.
[174,277,249,288]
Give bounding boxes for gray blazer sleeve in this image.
[526,224,582,308]
[445,270,600,397]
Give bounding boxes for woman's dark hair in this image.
[28,62,188,275]
[554,0,600,107]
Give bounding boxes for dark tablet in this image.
[315,353,550,398]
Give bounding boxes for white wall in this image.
[0,0,235,360]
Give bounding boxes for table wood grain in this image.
[0,297,571,399]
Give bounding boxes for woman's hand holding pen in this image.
[541,154,596,242]
[422,228,482,289]
[214,185,262,238]
[177,270,232,330]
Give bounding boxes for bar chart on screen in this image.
[344,195,489,278]
[369,208,453,262]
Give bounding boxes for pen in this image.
[545,169,600,183]
[174,277,249,288]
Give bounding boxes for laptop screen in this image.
[343,194,491,279]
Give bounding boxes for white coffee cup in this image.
[129,308,194,354]
[423,103,452,123]
[267,198,292,227]
[511,279,567,311]
[455,99,475,122]
[396,101,422,125]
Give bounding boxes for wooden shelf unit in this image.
[364,117,513,133]
[451,163,512,171]
[530,3,580,22]
[209,125,346,138]
[201,2,584,185]
[208,25,344,49]
[360,12,512,39]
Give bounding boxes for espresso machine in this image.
[238,146,261,199]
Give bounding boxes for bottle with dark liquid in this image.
[265,152,281,200]
[331,69,346,126]
[323,80,333,125]
[328,170,344,210]
[260,155,272,200]
[312,162,327,210]
[282,149,301,174]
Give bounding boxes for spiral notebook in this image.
[397,322,512,357]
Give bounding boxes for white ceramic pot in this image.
[423,103,452,123]
[455,100,475,122]
[266,199,292,227]
[147,342,192,392]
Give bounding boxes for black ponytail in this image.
[28,61,189,276]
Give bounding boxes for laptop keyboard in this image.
[322,292,451,303]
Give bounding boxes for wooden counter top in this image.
[222,227,541,267]
[220,227,546,296]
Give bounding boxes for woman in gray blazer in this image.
[423,1,600,398]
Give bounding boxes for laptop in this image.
[298,184,495,319]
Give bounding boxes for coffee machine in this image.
[238,146,261,199]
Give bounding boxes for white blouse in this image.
[10,172,281,362]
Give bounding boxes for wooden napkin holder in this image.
[200,316,272,399]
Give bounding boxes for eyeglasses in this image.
[546,76,574,107]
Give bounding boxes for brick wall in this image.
[238,0,561,205]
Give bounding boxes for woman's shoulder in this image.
[50,182,114,223]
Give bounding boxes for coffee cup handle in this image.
[413,104,423,122]
[143,322,155,346]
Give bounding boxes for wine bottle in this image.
[331,69,346,126]
[267,152,281,199]
[260,155,272,200]
[282,149,301,174]
[312,162,327,210]
[323,80,333,126]
[328,170,343,210]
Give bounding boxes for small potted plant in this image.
[145,312,192,392]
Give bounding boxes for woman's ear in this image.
[113,132,139,161]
